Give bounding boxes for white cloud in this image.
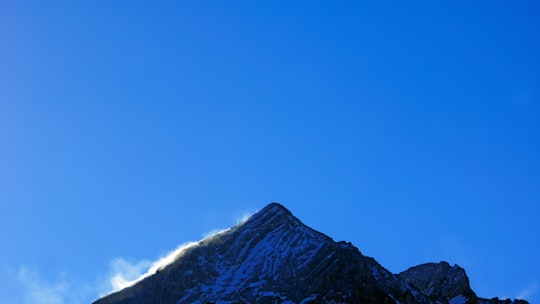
[17,267,68,304]
[105,211,255,294]
[203,227,230,238]
[202,210,254,239]
[109,258,152,291]
[12,266,98,304]
[235,211,254,225]
[517,283,538,300]
[10,254,188,304]
[107,241,199,293]
[9,211,257,303]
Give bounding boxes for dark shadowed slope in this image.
[93,203,528,304]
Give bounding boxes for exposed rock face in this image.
[93,203,528,304]
[398,262,477,303]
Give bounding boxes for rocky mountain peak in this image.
[260,202,292,216]
[93,203,529,304]
[240,202,297,230]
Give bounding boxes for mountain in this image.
[93,203,528,304]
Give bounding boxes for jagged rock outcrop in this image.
[93,203,528,304]
[398,262,477,303]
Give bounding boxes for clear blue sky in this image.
[1,1,539,303]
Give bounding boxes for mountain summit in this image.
[94,203,528,304]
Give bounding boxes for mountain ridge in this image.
[94,202,528,304]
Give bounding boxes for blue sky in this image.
[1,1,539,303]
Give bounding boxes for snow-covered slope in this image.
[93,203,528,304]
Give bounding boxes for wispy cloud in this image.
[105,209,255,294]
[108,241,199,293]
[16,267,69,304]
[517,283,538,300]
[11,266,101,304]
[10,246,198,304]
[10,210,256,303]
[109,258,152,291]
[235,210,255,224]
[202,210,254,239]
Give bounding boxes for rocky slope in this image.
[93,203,528,304]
